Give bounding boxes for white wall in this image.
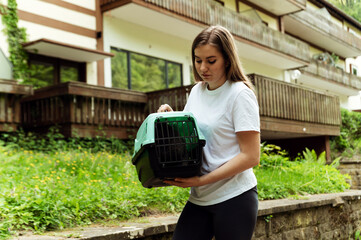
[3,0,99,84]
[62,0,95,10]
[347,56,361,110]
[15,0,97,49]
[103,16,193,88]
[340,95,350,109]
[349,93,361,110]
[19,21,97,49]
[0,0,9,58]
[17,0,96,30]
[0,47,12,79]
[241,58,285,81]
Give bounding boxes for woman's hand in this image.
[166,131,260,189]
[157,104,174,112]
[164,176,203,188]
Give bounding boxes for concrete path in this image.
[10,215,179,240]
[9,190,361,240]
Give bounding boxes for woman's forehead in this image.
[194,44,222,57]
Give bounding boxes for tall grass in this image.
[0,142,188,239]
[255,145,350,200]
[0,135,350,239]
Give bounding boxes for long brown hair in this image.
[191,25,253,89]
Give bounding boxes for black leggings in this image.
[172,186,258,240]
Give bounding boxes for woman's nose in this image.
[200,62,207,72]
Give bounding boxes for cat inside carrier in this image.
[132,112,206,188]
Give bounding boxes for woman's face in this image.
[194,44,227,90]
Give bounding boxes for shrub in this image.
[0,137,350,238]
[255,145,349,200]
[330,109,361,158]
[0,127,132,154]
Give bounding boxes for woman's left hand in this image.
[164,176,203,188]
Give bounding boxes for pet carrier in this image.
[132,111,206,188]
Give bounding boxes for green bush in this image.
[0,135,350,239]
[0,143,187,239]
[0,127,132,154]
[254,145,349,200]
[330,109,361,158]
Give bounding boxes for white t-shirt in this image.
[183,80,260,206]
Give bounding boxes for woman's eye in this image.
[196,60,202,64]
[209,60,216,64]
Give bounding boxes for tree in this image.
[327,0,361,23]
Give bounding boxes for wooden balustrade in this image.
[19,75,340,138]
[20,81,147,138]
[291,7,361,52]
[100,0,309,63]
[302,59,361,90]
[0,79,33,131]
[249,74,341,126]
[147,75,341,126]
[146,85,192,113]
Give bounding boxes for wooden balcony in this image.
[19,75,340,140]
[300,59,361,96]
[100,0,310,68]
[0,79,33,131]
[20,82,147,138]
[284,6,361,58]
[244,0,306,16]
[249,74,340,140]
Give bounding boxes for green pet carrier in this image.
[132,111,206,188]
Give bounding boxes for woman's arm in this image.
[164,130,260,188]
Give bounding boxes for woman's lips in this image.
[202,74,210,78]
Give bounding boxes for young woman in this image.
[157,25,260,240]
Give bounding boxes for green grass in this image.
[0,142,350,239]
[0,143,188,239]
[255,145,350,200]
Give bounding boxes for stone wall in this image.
[254,191,361,239]
[338,160,361,190]
[20,191,361,240]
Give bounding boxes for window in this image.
[351,64,358,76]
[111,47,183,92]
[29,54,86,88]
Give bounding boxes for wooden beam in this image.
[0,80,33,95]
[261,116,340,137]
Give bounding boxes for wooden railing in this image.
[100,0,309,63]
[290,7,361,52]
[146,75,341,126]
[302,59,361,90]
[19,75,341,138]
[249,74,341,125]
[0,79,33,131]
[20,82,147,138]
[147,85,192,113]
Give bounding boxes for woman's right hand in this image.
[157,104,173,112]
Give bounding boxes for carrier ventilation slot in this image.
[154,118,200,167]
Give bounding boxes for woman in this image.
[158,25,260,240]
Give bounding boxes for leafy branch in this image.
[1,0,29,81]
